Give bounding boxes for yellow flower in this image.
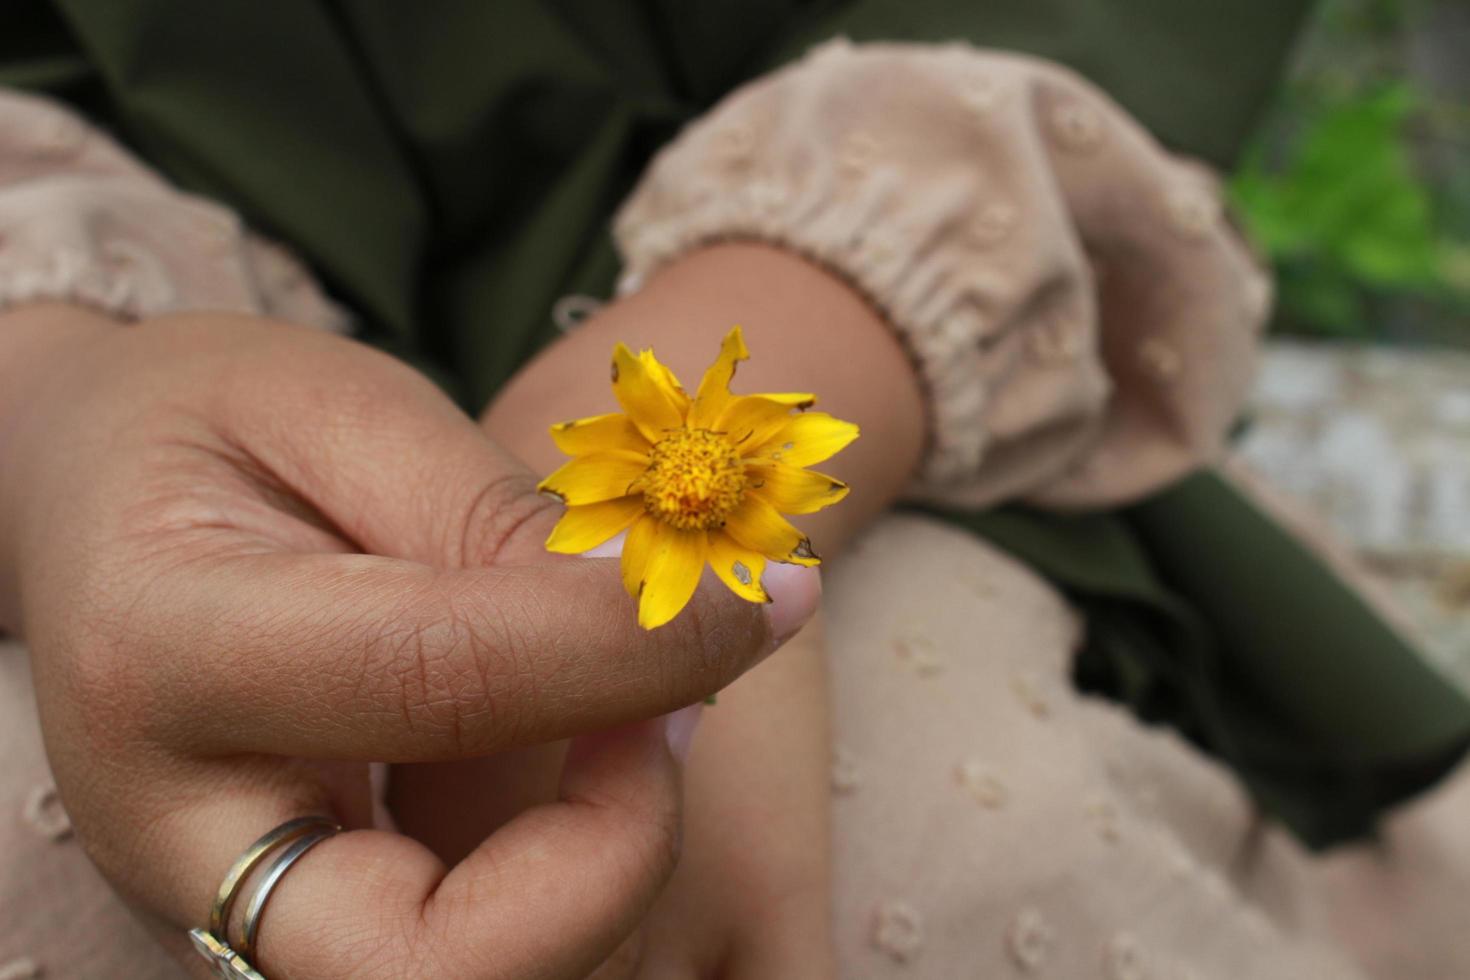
[539,326,859,629]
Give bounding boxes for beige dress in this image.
[2,43,1469,978]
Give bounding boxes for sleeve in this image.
[0,87,346,331]
[611,39,1274,509]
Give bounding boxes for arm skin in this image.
[391,242,926,977]
[0,304,119,621]
[484,241,928,550]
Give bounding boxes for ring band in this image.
[238,826,335,959]
[189,927,268,979]
[210,815,339,938]
[190,814,341,978]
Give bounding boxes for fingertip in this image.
[661,704,703,764]
[762,561,822,647]
[582,529,627,559]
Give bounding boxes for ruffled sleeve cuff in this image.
[0,88,346,331]
[613,40,1272,508]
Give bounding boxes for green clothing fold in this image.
[5,0,1465,846]
[934,470,1470,847]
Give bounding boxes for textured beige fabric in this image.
[0,88,347,329]
[825,511,1470,979]
[0,642,179,979]
[614,39,1272,509]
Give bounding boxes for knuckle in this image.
[365,578,537,755]
[673,587,769,689]
[453,470,557,567]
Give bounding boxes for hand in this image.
[390,243,923,977]
[0,303,815,978]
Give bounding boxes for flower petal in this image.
[637,522,708,629]
[715,392,816,449]
[538,451,649,505]
[689,326,749,429]
[746,463,850,515]
[544,497,645,554]
[620,514,659,598]
[550,413,651,457]
[640,350,690,410]
[613,343,688,440]
[747,412,860,467]
[723,493,820,566]
[707,531,769,603]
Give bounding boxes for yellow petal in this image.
[747,412,860,467]
[544,497,645,554]
[620,514,659,598]
[613,343,688,440]
[538,451,649,506]
[707,531,769,603]
[689,326,749,429]
[636,522,708,629]
[746,463,850,515]
[550,413,651,457]
[715,392,816,449]
[639,350,691,411]
[723,494,820,566]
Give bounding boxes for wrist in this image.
[0,303,120,434]
[487,243,926,555]
[0,303,121,625]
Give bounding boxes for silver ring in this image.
[190,814,341,978]
[189,927,268,979]
[238,825,337,959]
[210,815,338,938]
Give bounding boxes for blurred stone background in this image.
[1239,344,1470,687]
[1229,0,1469,688]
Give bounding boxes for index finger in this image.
[144,548,815,761]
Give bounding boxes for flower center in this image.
[642,427,747,531]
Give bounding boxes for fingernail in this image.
[662,704,703,764]
[762,562,822,647]
[583,531,626,559]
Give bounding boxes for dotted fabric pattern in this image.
[824,512,1470,978]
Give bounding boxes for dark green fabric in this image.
[5,0,1467,847]
[4,0,1314,404]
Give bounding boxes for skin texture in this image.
[0,243,923,978]
[0,300,810,979]
[396,243,926,978]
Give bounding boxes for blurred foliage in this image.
[1228,0,1470,346]
[1231,86,1444,336]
